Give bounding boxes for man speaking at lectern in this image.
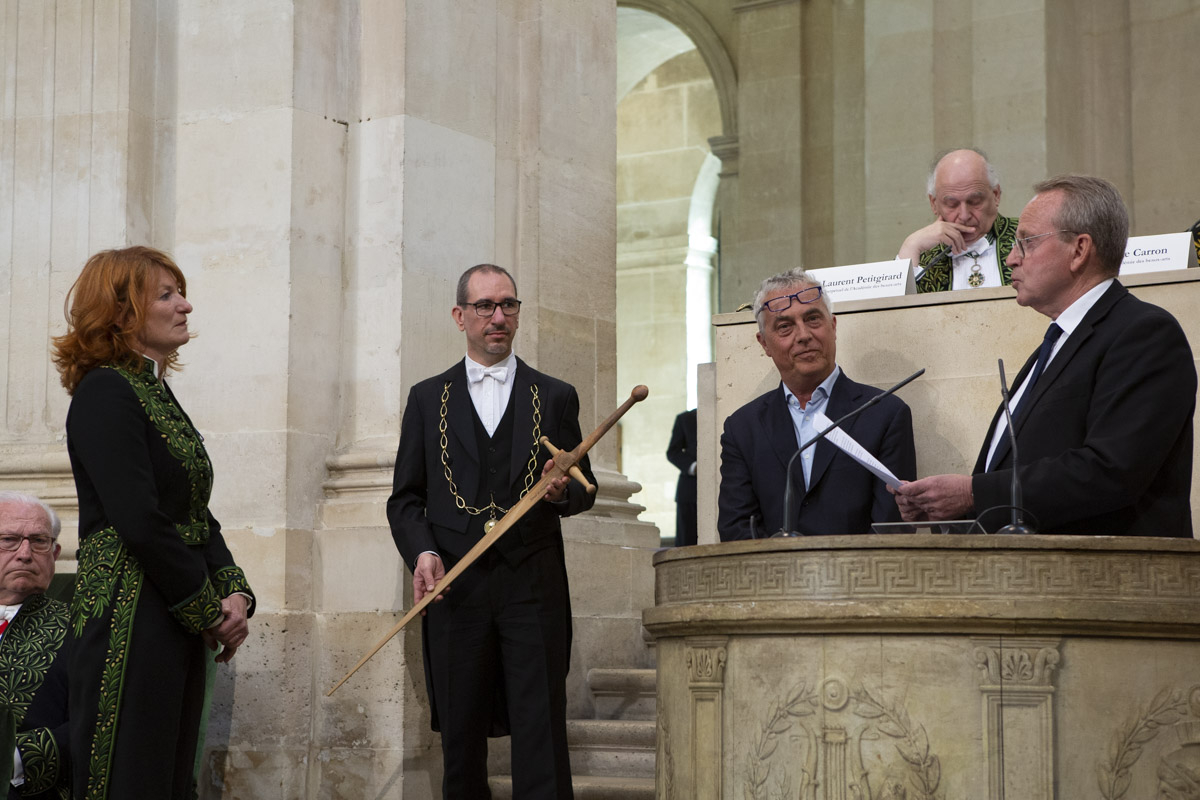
[894,175,1197,536]
[718,268,917,540]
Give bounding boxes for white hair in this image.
[0,491,62,537]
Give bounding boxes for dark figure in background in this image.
[388,263,596,799]
[0,492,70,800]
[666,409,698,546]
[52,247,254,800]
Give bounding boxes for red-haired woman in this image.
[52,246,253,800]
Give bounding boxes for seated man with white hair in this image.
[898,148,1018,293]
[0,491,70,799]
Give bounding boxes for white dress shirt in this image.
[783,367,841,489]
[985,279,1115,469]
[950,236,1003,290]
[465,352,516,436]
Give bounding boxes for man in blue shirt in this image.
[718,269,917,539]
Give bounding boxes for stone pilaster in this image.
[973,637,1061,800]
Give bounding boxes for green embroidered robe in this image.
[915,214,1019,293]
[1,594,69,799]
[65,359,253,800]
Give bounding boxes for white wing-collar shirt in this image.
[465,351,517,437]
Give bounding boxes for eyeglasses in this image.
[0,534,56,554]
[1015,230,1076,258]
[757,286,823,315]
[462,299,522,317]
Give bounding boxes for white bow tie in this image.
[468,365,508,384]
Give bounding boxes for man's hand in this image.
[898,220,976,262]
[207,593,250,663]
[889,482,928,522]
[891,475,974,521]
[413,552,446,612]
[541,458,569,503]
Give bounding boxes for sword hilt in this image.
[540,437,596,494]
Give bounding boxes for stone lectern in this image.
[645,534,1200,800]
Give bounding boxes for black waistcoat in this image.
[467,395,523,561]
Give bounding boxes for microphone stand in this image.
[994,359,1035,535]
[775,368,925,537]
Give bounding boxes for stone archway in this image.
[615,2,734,542]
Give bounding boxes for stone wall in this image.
[649,0,1200,311]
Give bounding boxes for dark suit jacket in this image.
[667,409,698,505]
[387,358,596,568]
[718,370,917,540]
[972,281,1196,536]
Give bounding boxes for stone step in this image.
[587,667,657,720]
[488,719,656,779]
[488,774,655,800]
[567,719,656,778]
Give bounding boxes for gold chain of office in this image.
[439,381,541,532]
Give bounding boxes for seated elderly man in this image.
[898,148,1018,293]
[0,491,70,799]
[718,268,917,539]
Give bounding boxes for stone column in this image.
[707,133,739,313]
[723,0,802,312]
[0,0,155,538]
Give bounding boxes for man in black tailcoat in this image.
[387,264,596,799]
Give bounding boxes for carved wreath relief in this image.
[743,677,942,800]
[1100,685,1200,800]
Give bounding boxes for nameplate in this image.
[1119,232,1198,275]
[808,260,916,302]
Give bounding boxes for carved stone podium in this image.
[644,534,1200,800]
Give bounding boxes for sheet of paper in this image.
[811,411,903,489]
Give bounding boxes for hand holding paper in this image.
[811,411,904,489]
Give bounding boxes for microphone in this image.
[775,368,925,537]
[993,358,1035,535]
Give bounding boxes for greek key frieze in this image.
[657,552,1200,604]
